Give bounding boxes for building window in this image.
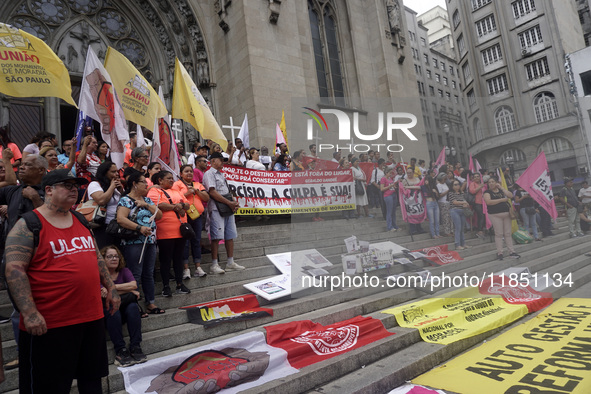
[486,74,508,95]
[435,73,441,82]
[462,62,472,81]
[512,0,536,19]
[443,77,448,86]
[472,0,492,11]
[540,137,572,154]
[533,92,559,123]
[427,69,432,79]
[481,44,503,66]
[475,15,497,38]
[433,58,438,68]
[519,25,543,49]
[446,92,451,101]
[525,57,550,81]
[454,95,459,103]
[494,106,517,134]
[474,118,484,141]
[453,10,460,29]
[424,54,429,64]
[468,89,476,107]
[580,70,591,96]
[408,30,414,41]
[421,37,426,46]
[457,34,466,55]
[438,89,444,98]
[452,80,456,89]
[449,65,455,75]
[500,149,526,164]
[432,103,438,113]
[309,1,345,103]
[429,85,435,96]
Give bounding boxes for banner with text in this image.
[382,276,552,345]
[222,166,355,215]
[413,298,591,394]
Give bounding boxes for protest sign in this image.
[382,276,552,345]
[244,274,291,301]
[120,331,298,394]
[180,295,273,327]
[516,151,558,219]
[0,23,76,106]
[265,316,393,369]
[222,166,355,215]
[413,298,591,394]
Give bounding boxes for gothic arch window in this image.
[473,118,484,141]
[533,91,559,123]
[308,0,345,105]
[494,105,516,134]
[500,148,526,165]
[538,137,573,154]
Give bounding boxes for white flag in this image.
[136,124,146,148]
[237,113,250,148]
[78,47,129,168]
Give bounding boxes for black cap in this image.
[42,169,89,188]
[209,152,228,161]
[198,145,210,151]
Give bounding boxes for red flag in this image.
[359,162,375,185]
[398,177,426,224]
[515,151,558,219]
[412,244,463,265]
[265,316,393,369]
[315,158,339,171]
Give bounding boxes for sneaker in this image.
[463,245,472,249]
[210,264,226,275]
[577,232,586,237]
[176,283,191,294]
[130,346,147,364]
[194,266,207,278]
[497,254,504,261]
[457,246,465,250]
[570,233,579,238]
[162,286,172,297]
[114,348,135,367]
[183,268,191,280]
[226,262,246,271]
[4,359,18,370]
[509,252,521,259]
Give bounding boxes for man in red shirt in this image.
[5,169,120,393]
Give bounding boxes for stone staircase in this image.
[1,212,589,393]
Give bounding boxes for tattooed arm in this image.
[96,245,121,316]
[5,219,46,335]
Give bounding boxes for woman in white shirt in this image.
[351,157,372,218]
[88,161,123,249]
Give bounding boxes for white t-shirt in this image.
[232,150,247,165]
[87,181,121,223]
[436,183,449,203]
[579,186,591,204]
[246,160,266,171]
[370,168,385,185]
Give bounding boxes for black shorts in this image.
[19,318,108,394]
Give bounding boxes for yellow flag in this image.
[498,167,519,233]
[172,58,227,151]
[104,47,167,129]
[279,110,289,150]
[0,23,76,106]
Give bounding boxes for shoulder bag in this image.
[106,202,140,240]
[212,177,235,217]
[75,188,106,229]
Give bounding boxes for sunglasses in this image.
[54,182,79,190]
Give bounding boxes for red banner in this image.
[479,276,553,313]
[412,244,463,265]
[265,316,393,369]
[180,294,273,327]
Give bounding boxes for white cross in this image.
[222,116,242,142]
[171,119,183,142]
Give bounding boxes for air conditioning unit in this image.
[521,48,532,57]
[580,166,589,175]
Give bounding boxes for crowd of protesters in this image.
[0,122,586,386]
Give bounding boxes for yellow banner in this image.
[382,285,529,345]
[171,58,227,150]
[280,110,289,150]
[104,47,167,129]
[0,23,76,106]
[414,298,591,394]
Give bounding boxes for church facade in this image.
[0,0,428,161]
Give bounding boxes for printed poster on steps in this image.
[265,316,394,369]
[180,295,273,327]
[222,166,355,215]
[413,298,591,394]
[120,331,298,393]
[381,276,552,345]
